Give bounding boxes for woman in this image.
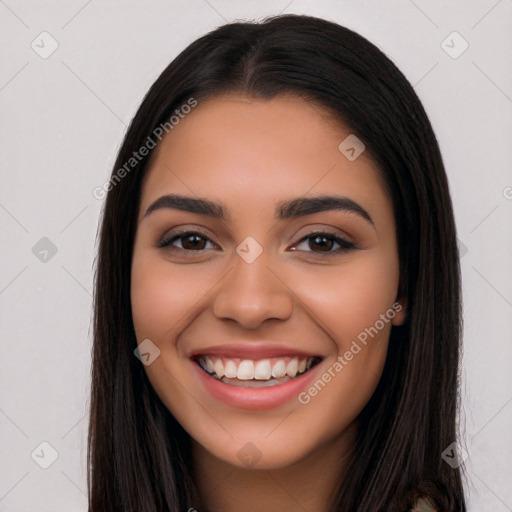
[88,14,467,511]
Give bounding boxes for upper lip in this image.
[189,343,323,360]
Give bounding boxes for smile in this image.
[195,355,322,387]
[189,346,325,410]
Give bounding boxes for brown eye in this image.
[158,231,216,251]
[180,233,208,250]
[292,232,355,254]
[309,234,335,252]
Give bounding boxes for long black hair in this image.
[88,13,466,511]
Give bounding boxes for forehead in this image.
[140,93,389,214]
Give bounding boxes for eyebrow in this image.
[143,194,374,225]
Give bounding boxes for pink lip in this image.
[189,343,321,360]
[190,357,324,410]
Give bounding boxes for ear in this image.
[391,296,407,326]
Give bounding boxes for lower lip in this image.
[191,359,324,410]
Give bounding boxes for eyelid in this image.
[291,225,354,245]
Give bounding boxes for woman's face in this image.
[130,93,406,470]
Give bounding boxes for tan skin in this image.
[130,93,407,512]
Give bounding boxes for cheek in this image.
[130,253,196,343]
[294,252,399,347]
[288,255,399,433]
[130,254,207,417]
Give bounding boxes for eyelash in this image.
[157,230,356,255]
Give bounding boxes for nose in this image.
[212,253,294,330]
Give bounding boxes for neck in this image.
[191,422,358,512]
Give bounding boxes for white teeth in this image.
[271,360,287,378]
[205,356,214,373]
[286,359,299,378]
[224,360,237,379]
[237,360,254,380]
[198,355,318,382]
[254,359,272,380]
[213,358,224,379]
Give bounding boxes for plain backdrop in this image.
[1,1,511,510]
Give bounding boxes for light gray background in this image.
[1,1,511,510]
